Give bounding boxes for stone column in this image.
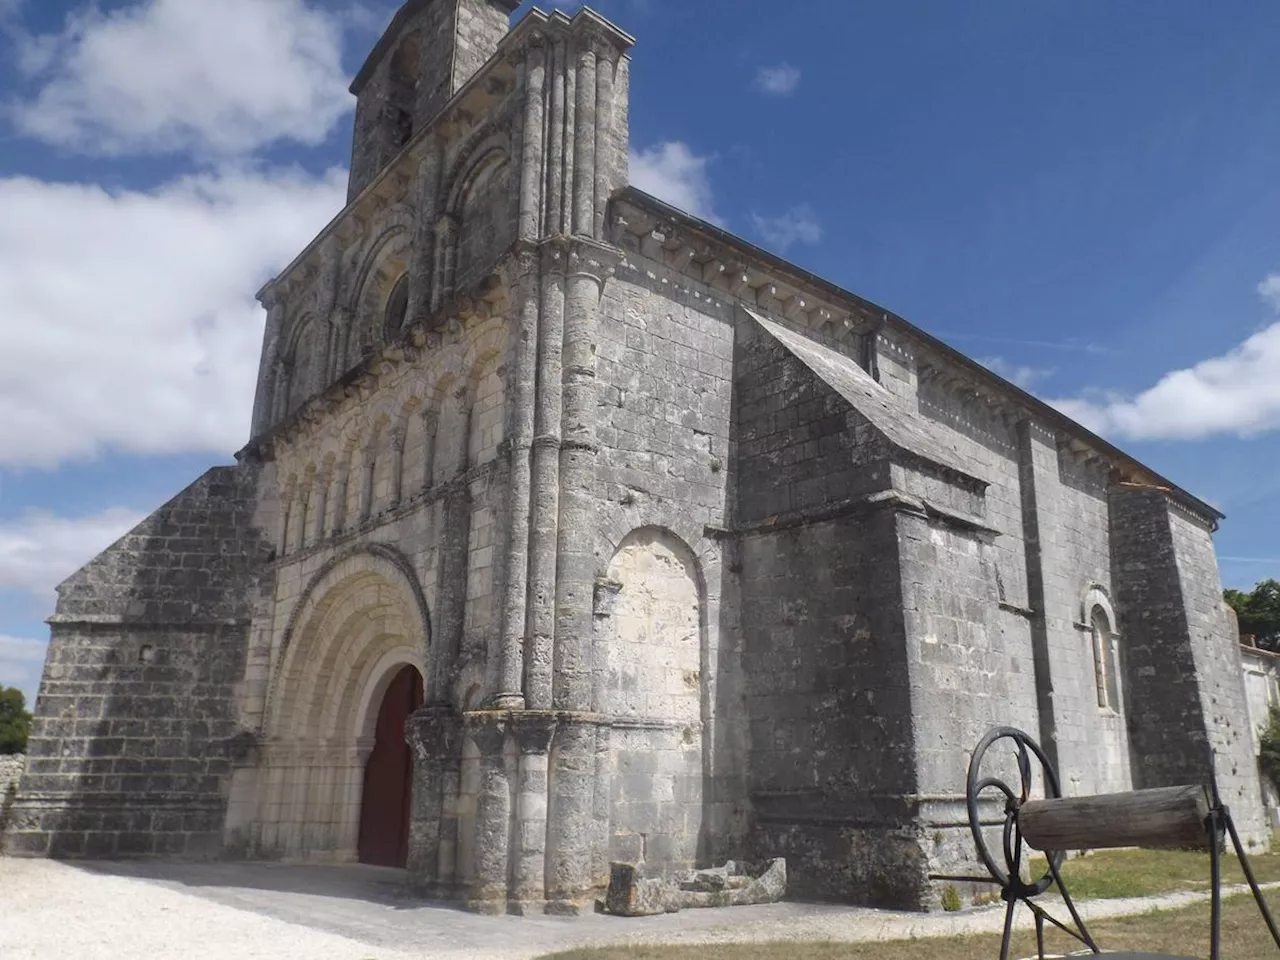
[465,713,512,913]
[545,717,598,913]
[510,712,556,913]
[388,432,405,509]
[271,357,291,424]
[591,44,615,241]
[431,429,473,704]
[571,43,597,237]
[525,242,567,708]
[334,739,374,861]
[332,459,350,534]
[410,139,445,326]
[553,241,618,711]
[276,478,294,557]
[544,38,566,236]
[251,287,285,437]
[421,410,440,493]
[293,487,310,552]
[493,252,539,709]
[517,43,546,242]
[312,467,330,543]
[559,42,576,237]
[405,706,462,896]
[359,444,376,523]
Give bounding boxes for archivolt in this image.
[264,542,431,733]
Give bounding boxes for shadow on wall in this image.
[4,465,273,859]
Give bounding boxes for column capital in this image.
[404,705,461,762]
[510,711,557,755]
[463,711,510,757]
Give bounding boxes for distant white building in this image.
[1240,637,1280,827]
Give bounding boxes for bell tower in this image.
[347,0,521,201]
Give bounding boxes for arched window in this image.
[1091,605,1120,711]
[388,33,419,150]
[384,274,409,341]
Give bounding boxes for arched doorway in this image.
[358,664,424,867]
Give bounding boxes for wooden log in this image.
[1019,785,1211,851]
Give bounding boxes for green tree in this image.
[0,687,32,754]
[1225,579,1280,652]
[1258,704,1280,789]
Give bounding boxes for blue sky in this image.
[3,0,1280,703]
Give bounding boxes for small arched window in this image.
[1091,605,1120,711]
[384,274,409,340]
[389,33,419,149]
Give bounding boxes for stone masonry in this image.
[4,0,1267,913]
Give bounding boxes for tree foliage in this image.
[1258,705,1280,789]
[0,687,32,754]
[1225,579,1280,653]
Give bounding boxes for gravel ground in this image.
[2,856,1271,960]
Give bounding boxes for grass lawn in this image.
[537,892,1279,960]
[1034,841,1280,900]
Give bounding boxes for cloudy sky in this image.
[2,0,1280,703]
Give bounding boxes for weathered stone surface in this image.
[603,859,787,915]
[6,0,1265,916]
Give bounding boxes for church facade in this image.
[4,1,1266,913]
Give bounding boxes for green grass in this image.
[1032,841,1280,900]
[537,892,1280,960]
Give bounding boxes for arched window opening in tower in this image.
[384,274,409,341]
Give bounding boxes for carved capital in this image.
[404,705,461,762]
[566,236,622,285]
[510,711,557,755]
[463,711,510,757]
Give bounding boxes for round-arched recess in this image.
[594,527,705,874]
[255,547,429,862]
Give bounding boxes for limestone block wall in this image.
[237,316,509,869]
[1052,450,1131,795]
[1110,486,1267,846]
[349,0,517,201]
[731,314,921,905]
[592,261,745,873]
[0,754,25,831]
[918,363,1130,799]
[5,465,272,859]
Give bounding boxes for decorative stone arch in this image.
[443,128,513,293]
[593,524,712,872]
[268,543,431,726]
[1081,582,1122,713]
[281,311,326,414]
[346,209,415,359]
[442,124,511,214]
[253,543,431,862]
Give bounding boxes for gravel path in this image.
[1,856,1271,960]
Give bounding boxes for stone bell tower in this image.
[348,0,521,200]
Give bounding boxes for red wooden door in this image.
[357,665,424,867]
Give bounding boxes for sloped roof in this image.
[744,307,986,486]
[621,186,1224,525]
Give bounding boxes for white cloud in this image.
[978,356,1052,390]
[10,0,351,157]
[629,141,720,223]
[0,166,347,468]
[751,204,822,252]
[1047,280,1280,441]
[755,62,801,96]
[0,507,145,601]
[0,634,47,705]
[1258,273,1280,311]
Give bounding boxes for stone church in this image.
[5,0,1267,913]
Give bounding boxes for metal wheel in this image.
[966,725,1065,895]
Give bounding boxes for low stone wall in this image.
[1,753,26,829]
